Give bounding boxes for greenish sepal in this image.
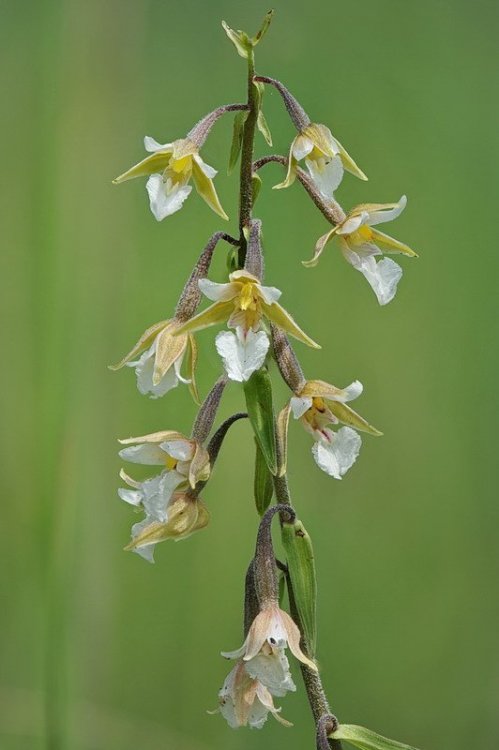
[228,111,247,175]
[257,110,273,146]
[252,173,263,206]
[243,367,277,475]
[332,725,421,750]
[221,21,253,58]
[252,10,274,45]
[281,518,317,657]
[254,438,274,515]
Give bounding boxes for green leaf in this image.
[332,725,421,750]
[281,518,317,657]
[252,10,274,45]
[257,110,273,146]
[221,20,252,58]
[243,367,277,475]
[228,111,247,175]
[253,438,274,515]
[252,173,262,206]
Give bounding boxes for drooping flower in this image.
[222,603,317,696]
[304,195,418,305]
[118,431,210,561]
[284,378,381,480]
[275,122,367,195]
[215,661,291,729]
[175,270,319,382]
[113,136,228,221]
[109,319,198,401]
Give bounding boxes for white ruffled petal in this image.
[312,427,361,479]
[367,195,407,226]
[143,136,172,153]
[215,329,270,382]
[245,649,296,697]
[290,396,313,419]
[343,246,403,305]
[129,341,179,398]
[146,174,192,221]
[141,471,184,521]
[118,443,167,465]
[305,154,344,197]
[336,380,363,403]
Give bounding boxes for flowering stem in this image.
[238,49,258,266]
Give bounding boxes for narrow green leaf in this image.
[252,173,262,206]
[243,367,277,475]
[281,518,317,657]
[253,438,274,515]
[252,10,274,45]
[221,21,252,58]
[257,110,273,146]
[332,725,421,750]
[228,111,247,175]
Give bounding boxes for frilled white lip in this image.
[215,327,270,382]
[312,426,362,479]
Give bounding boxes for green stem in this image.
[238,49,257,267]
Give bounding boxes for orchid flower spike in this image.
[280,378,382,480]
[304,195,418,305]
[118,431,210,561]
[215,660,291,729]
[174,270,320,383]
[109,318,198,401]
[113,135,228,221]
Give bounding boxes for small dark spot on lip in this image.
[269,637,277,645]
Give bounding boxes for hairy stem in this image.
[238,50,258,266]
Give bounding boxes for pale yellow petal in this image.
[327,402,382,436]
[273,141,297,190]
[243,609,273,661]
[113,151,172,183]
[174,300,235,336]
[262,302,320,349]
[108,319,170,370]
[118,430,187,445]
[303,123,336,158]
[371,228,418,257]
[153,327,187,385]
[335,136,368,181]
[300,379,348,400]
[302,227,338,268]
[188,443,210,489]
[191,159,228,220]
[279,609,317,671]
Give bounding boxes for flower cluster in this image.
[111,11,418,738]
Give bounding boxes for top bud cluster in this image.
[110,13,417,561]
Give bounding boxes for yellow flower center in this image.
[234,281,263,330]
[350,224,373,244]
[170,154,192,175]
[165,455,178,471]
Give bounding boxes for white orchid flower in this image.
[275,122,367,195]
[109,318,198,401]
[222,603,316,696]
[113,136,228,221]
[215,661,291,729]
[304,196,418,305]
[175,269,319,382]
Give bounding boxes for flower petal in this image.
[118,488,143,506]
[130,341,179,398]
[159,438,194,462]
[113,150,172,183]
[343,246,403,306]
[312,427,362,479]
[370,228,418,257]
[146,174,192,221]
[118,443,167,465]
[305,154,344,197]
[174,300,235,336]
[292,134,314,160]
[215,329,270,382]
[153,327,187,385]
[366,195,407,225]
[273,141,297,190]
[258,284,282,305]
[333,135,368,181]
[245,648,296,697]
[302,226,339,268]
[327,401,382,436]
[144,136,172,153]
[261,301,320,349]
[193,152,217,179]
[198,278,240,302]
[290,396,313,419]
[300,379,363,403]
[108,319,170,370]
[191,158,228,220]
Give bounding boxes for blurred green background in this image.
[2,0,498,748]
